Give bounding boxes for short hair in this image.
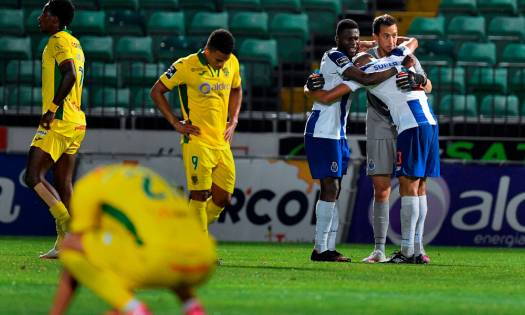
[207,29,235,55]
[352,52,373,65]
[336,19,359,37]
[373,14,398,35]
[49,0,75,27]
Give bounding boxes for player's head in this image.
[204,29,235,70]
[335,19,360,58]
[372,14,398,54]
[39,0,75,33]
[352,53,376,67]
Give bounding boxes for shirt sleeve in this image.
[390,44,412,57]
[231,55,242,89]
[159,60,186,90]
[327,51,353,76]
[49,36,75,66]
[69,169,104,233]
[342,79,363,92]
[412,55,426,75]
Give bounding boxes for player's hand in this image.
[223,121,237,143]
[401,54,416,68]
[306,70,325,91]
[396,70,427,90]
[174,120,200,140]
[40,110,55,130]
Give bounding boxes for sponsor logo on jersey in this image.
[336,56,350,67]
[71,42,81,49]
[75,125,86,130]
[198,71,206,75]
[368,159,375,170]
[198,82,231,95]
[34,137,43,141]
[36,130,47,136]
[191,175,198,184]
[165,65,177,79]
[373,61,399,71]
[191,67,205,72]
[331,162,338,172]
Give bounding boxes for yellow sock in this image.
[60,249,134,310]
[54,220,66,251]
[206,198,225,225]
[189,199,208,236]
[49,202,71,227]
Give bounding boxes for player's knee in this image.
[320,183,339,201]
[61,234,84,253]
[374,188,390,202]
[215,193,231,208]
[191,190,209,201]
[24,172,40,189]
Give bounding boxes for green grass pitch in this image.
[1,236,524,315]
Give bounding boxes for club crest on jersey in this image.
[191,175,198,184]
[165,65,177,79]
[331,162,338,172]
[336,56,350,67]
[368,159,375,170]
[223,66,230,77]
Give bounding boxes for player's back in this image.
[70,165,210,253]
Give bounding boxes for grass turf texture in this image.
[1,237,524,315]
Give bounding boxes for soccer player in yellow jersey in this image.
[49,165,216,315]
[150,29,242,236]
[24,0,86,259]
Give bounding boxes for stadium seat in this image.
[0,9,24,36]
[129,62,166,85]
[488,17,525,60]
[469,68,509,100]
[520,0,525,13]
[156,36,199,61]
[79,36,114,62]
[98,0,138,11]
[0,37,32,61]
[478,0,518,28]
[447,16,486,54]
[438,94,478,116]
[71,0,98,11]
[269,13,309,63]
[69,11,106,36]
[428,67,466,94]
[132,87,157,110]
[261,0,302,23]
[107,10,145,37]
[147,12,185,36]
[189,12,228,36]
[20,0,46,11]
[457,42,497,66]
[342,0,368,11]
[238,39,278,87]
[6,60,41,85]
[510,69,525,102]
[350,88,367,114]
[229,12,269,51]
[0,0,19,9]
[85,62,121,88]
[438,0,477,24]
[222,0,261,24]
[498,44,525,67]
[179,0,217,30]
[25,10,41,34]
[93,87,130,110]
[407,16,445,40]
[116,37,153,62]
[480,95,519,117]
[140,0,179,10]
[0,86,5,107]
[81,87,90,109]
[302,0,341,37]
[416,40,456,72]
[8,85,42,109]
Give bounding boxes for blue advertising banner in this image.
[0,154,55,235]
[348,163,525,247]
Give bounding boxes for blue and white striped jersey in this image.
[360,47,437,134]
[304,48,362,139]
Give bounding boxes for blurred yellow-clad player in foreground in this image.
[49,165,216,315]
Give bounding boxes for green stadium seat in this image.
[20,0,46,11]
[69,11,106,36]
[350,88,367,114]
[478,0,518,28]
[116,37,153,62]
[510,69,525,101]
[223,0,261,24]
[129,62,166,85]
[99,0,138,11]
[438,94,478,116]
[0,9,24,36]
[147,12,185,36]
[457,42,497,66]
[8,85,42,109]
[428,67,466,94]
[179,0,217,30]
[156,36,198,61]
[269,13,309,63]
[85,63,121,88]
[0,87,5,107]
[417,40,455,72]
[488,17,525,60]
[79,36,114,62]
[447,16,486,52]
[480,95,519,117]
[107,10,145,37]
[93,88,130,109]
[261,0,302,22]
[0,0,19,9]
[6,60,41,85]
[342,0,368,11]
[426,93,435,110]
[499,44,525,67]
[132,87,157,110]
[229,12,269,51]
[25,10,41,34]
[439,0,477,24]
[238,39,278,87]
[0,37,32,60]
[81,87,90,110]
[469,68,509,101]
[140,0,179,10]
[407,16,445,40]
[303,0,341,37]
[189,12,228,36]
[72,0,98,11]
[520,0,525,12]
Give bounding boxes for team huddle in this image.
[24,1,439,314]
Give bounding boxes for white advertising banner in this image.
[76,155,353,243]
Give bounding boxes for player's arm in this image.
[49,269,78,315]
[304,83,352,104]
[342,65,404,86]
[224,85,242,142]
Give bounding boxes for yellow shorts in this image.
[82,229,216,290]
[182,142,235,193]
[30,120,86,162]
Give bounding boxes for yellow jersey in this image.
[159,49,241,150]
[69,165,209,251]
[42,29,86,127]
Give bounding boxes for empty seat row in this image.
[439,0,525,25]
